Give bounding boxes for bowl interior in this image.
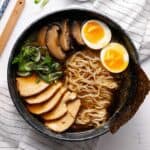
[7,9,138,141]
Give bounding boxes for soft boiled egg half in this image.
[100,43,129,73]
[81,20,111,49]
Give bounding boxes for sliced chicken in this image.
[46,25,65,60]
[41,91,77,120]
[67,99,81,118]
[25,82,62,104]
[45,113,74,133]
[16,74,49,97]
[37,26,48,46]
[59,20,70,51]
[71,21,84,45]
[27,86,67,115]
[45,99,81,132]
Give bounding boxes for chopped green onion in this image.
[17,71,31,77]
[38,71,63,83]
[41,0,49,7]
[18,62,34,72]
[13,44,63,83]
[34,0,41,4]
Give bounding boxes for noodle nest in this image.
[65,49,119,127]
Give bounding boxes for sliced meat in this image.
[16,74,49,97]
[46,24,65,60]
[71,21,84,45]
[45,99,81,132]
[59,20,70,51]
[37,26,48,46]
[45,112,74,133]
[25,82,62,104]
[27,86,67,115]
[41,91,77,120]
[63,92,77,103]
[67,99,81,118]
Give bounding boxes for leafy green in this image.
[12,45,63,83]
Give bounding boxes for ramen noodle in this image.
[65,49,119,127]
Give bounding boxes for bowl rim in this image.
[7,8,138,141]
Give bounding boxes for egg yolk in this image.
[104,47,128,71]
[83,21,104,44]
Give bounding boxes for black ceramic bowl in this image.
[7,9,139,141]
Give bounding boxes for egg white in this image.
[81,20,112,50]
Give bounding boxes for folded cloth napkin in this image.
[0,0,150,150]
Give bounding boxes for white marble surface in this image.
[0,0,150,150]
